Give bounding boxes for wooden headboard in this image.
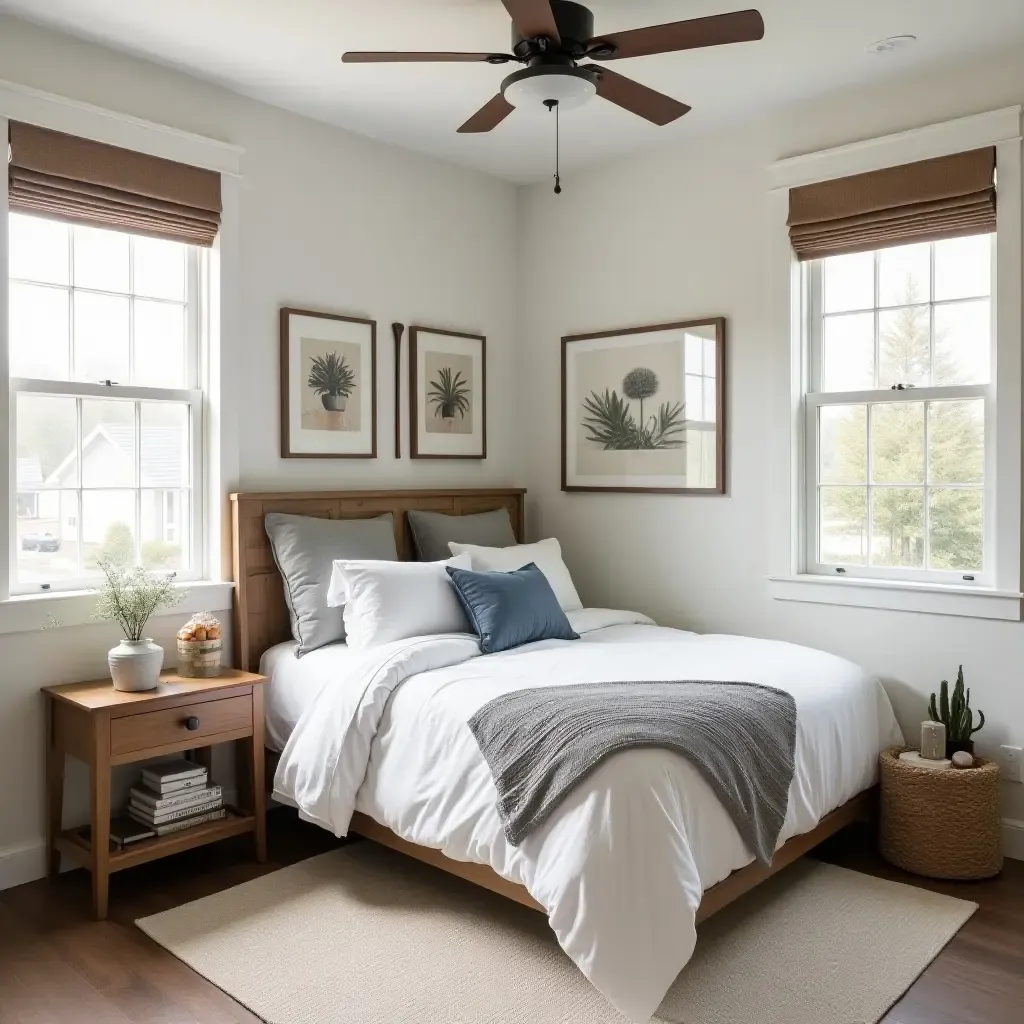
[229,488,526,671]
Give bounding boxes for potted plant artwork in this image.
[307,351,356,412]
[928,666,985,757]
[94,560,183,691]
[427,366,471,430]
[582,367,685,450]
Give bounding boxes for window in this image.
[684,330,718,488]
[804,234,993,585]
[9,214,203,592]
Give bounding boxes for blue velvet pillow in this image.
[445,562,580,654]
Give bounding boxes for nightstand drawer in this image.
[110,694,253,756]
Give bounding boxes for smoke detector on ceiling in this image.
[866,35,917,54]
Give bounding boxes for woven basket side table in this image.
[879,746,1002,880]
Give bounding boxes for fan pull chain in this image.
[544,99,562,194]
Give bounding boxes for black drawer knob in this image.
[185,716,200,731]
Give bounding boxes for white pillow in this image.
[447,538,583,613]
[327,554,473,648]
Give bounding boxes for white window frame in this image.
[0,80,243,632]
[9,231,206,595]
[766,106,1024,621]
[802,240,995,588]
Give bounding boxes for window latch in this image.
[98,379,119,387]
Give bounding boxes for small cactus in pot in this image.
[928,665,985,757]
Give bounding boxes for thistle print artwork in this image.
[411,327,486,459]
[562,318,725,493]
[281,308,377,459]
[582,367,685,450]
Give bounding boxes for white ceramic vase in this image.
[108,638,164,692]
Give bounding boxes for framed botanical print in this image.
[410,326,486,459]
[280,307,377,459]
[562,318,725,494]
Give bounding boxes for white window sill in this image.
[0,580,234,636]
[768,574,1022,621]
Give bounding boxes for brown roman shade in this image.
[8,122,222,247]
[788,147,996,261]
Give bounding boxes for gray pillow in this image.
[265,512,398,656]
[407,507,516,562]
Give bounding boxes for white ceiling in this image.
[2,0,1023,183]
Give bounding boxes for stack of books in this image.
[127,759,226,836]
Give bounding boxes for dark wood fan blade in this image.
[342,52,503,63]
[457,94,516,133]
[501,0,561,42]
[588,9,764,61]
[583,66,690,125]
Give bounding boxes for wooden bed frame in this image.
[230,487,871,924]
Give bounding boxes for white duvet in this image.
[274,610,903,1021]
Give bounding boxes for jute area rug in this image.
[137,841,976,1024]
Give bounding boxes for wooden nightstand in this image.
[43,668,269,920]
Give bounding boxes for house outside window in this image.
[9,214,204,593]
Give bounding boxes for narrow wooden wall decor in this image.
[392,322,405,459]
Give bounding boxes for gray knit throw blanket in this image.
[468,680,797,865]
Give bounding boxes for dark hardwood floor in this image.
[0,811,1020,1023]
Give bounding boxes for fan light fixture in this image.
[502,65,597,111]
[341,1,767,194]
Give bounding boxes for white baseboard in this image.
[0,787,241,892]
[1003,818,1024,861]
[0,840,58,891]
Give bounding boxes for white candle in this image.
[921,720,946,760]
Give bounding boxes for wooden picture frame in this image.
[280,307,377,459]
[562,317,726,494]
[410,326,487,460]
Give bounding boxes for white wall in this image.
[517,45,1024,842]
[0,15,518,887]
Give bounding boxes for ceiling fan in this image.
[342,1,765,134]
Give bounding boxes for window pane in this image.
[871,402,924,484]
[934,234,991,301]
[685,375,703,421]
[823,251,873,313]
[702,379,716,423]
[17,394,78,487]
[9,282,70,380]
[822,312,874,391]
[9,214,69,285]
[73,225,129,293]
[819,405,866,484]
[878,305,929,388]
[929,489,983,571]
[83,490,137,570]
[928,400,983,484]
[703,338,716,376]
[870,488,924,568]
[142,490,189,571]
[74,292,129,383]
[17,491,79,585]
[133,236,186,301]
[878,242,930,307]
[141,403,190,487]
[134,300,186,387]
[685,334,703,373]
[820,487,867,564]
[82,399,136,487]
[933,299,990,386]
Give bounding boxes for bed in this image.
[231,488,903,1021]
